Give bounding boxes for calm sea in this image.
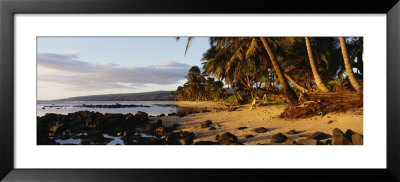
[37,100,179,117]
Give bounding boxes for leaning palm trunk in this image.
[284,73,310,93]
[305,37,330,92]
[260,37,298,104]
[339,37,362,92]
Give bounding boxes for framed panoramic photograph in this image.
[1,0,400,181]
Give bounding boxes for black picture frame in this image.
[1,0,399,181]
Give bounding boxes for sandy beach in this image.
[152,101,363,145]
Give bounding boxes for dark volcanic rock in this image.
[286,129,301,135]
[37,111,151,145]
[166,131,195,145]
[296,138,319,145]
[270,133,287,143]
[351,133,363,145]
[201,120,212,128]
[252,127,268,133]
[168,112,177,116]
[308,131,331,140]
[245,135,254,139]
[237,127,248,130]
[209,127,216,130]
[194,141,218,145]
[37,138,58,145]
[217,132,238,145]
[332,128,352,145]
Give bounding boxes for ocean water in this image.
[37,100,179,117]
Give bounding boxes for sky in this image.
[37,37,210,100]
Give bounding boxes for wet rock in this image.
[252,127,268,133]
[218,132,238,145]
[201,120,212,128]
[308,131,331,140]
[332,128,352,145]
[157,113,165,117]
[168,112,177,116]
[270,133,287,143]
[237,127,248,130]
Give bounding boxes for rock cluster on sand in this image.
[332,128,363,145]
[37,111,195,145]
[282,128,363,145]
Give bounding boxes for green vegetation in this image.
[175,66,228,101]
[175,37,363,105]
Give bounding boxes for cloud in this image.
[62,48,80,55]
[37,53,192,91]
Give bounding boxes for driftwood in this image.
[306,92,363,102]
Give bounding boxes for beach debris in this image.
[218,132,238,145]
[252,127,268,133]
[201,120,212,128]
[280,100,363,119]
[327,120,334,124]
[270,133,287,143]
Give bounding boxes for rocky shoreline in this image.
[37,106,363,145]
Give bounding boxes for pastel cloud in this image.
[37,53,191,91]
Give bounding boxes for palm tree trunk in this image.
[284,73,310,93]
[305,37,330,92]
[260,37,298,104]
[228,80,240,102]
[339,37,362,92]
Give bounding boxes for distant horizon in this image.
[37,90,176,101]
[37,37,210,100]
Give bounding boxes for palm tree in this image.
[339,37,362,92]
[260,37,298,104]
[305,37,330,92]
